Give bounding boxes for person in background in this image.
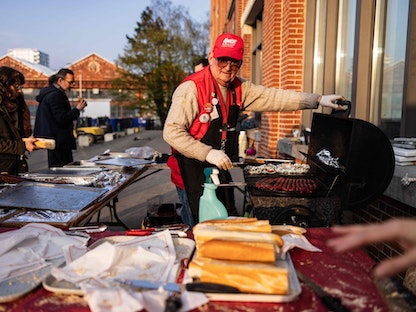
[327,218,416,278]
[163,33,345,223]
[193,58,209,73]
[48,74,56,86]
[34,68,87,167]
[0,66,36,175]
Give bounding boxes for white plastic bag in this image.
[125,146,156,159]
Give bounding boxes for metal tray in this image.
[43,235,195,295]
[94,157,153,167]
[0,182,107,212]
[0,257,64,303]
[30,167,104,176]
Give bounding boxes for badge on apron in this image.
[204,103,213,113]
[199,113,210,123]
[211,98,219,105]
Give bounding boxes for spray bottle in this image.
[199,167,229,222]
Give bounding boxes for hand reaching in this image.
[327,218,416,278]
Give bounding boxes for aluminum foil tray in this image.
[94,157,153,167]
[0,182,107,212]
[30,167,104,176]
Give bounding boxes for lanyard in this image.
[211,82,236,149]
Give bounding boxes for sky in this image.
[0,0,210,70]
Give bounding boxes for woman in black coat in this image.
[0,66,36,174]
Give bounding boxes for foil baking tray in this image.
[94,157,153,167]
[0,182,107,212]
[29,167,104,176]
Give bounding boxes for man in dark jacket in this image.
[34,68,87,167]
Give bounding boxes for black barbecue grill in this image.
[246,112,395,227]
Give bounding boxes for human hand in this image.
[76,97,87,111]
[327,218,416,278]
[206,149,232,170]
[23,136,36,152]
[319,95,345,110]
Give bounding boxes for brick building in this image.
[210,0,311,159]
[0,53,131,122]
[210,0,416,152]
[210,0,416,280]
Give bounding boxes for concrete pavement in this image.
[26,129,244,230]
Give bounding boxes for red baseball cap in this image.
[212,33,244,61]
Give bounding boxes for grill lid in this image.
[307,113,394,209]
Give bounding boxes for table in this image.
[0,227,394,311]
[0,165,148,229]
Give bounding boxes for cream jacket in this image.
[163,78,320,162]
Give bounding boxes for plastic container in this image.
[199,168,228,222]
[238,131,247,159]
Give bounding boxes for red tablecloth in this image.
[0,228,389,311]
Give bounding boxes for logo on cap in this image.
[221,38,238,48]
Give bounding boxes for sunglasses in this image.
[65,79,76,86]
[215,58,242,70]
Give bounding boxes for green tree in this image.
[113,0,209,126]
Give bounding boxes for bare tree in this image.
[112,0,209,125]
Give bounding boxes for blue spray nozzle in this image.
[203,167,220,184]
[203,167,213,183]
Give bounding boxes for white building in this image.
[7,48,49,67]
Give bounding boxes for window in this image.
[251,13,263,85]
[313,0,328,94]
[372,0,409,138]
[335,0,356,100]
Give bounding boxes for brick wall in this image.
[210,0,233,45]
[209,0,307,158]
[259,0,306,158]
[209,0,252,97]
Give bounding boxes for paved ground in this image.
[27,129,244,230]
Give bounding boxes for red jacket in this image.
[167,67,242,189]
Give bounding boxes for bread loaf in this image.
[200,218,272,232]
[188,256,289,295]
[34,139,56,150]
[201,217,259,224]
[23,138,56,150]
[189,218,290,295]
[198,239,276,262]
[193,223,283,249]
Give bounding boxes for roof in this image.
[0,55,55,76]
[69,53,116,67]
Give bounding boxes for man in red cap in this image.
[164,33,344,223]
